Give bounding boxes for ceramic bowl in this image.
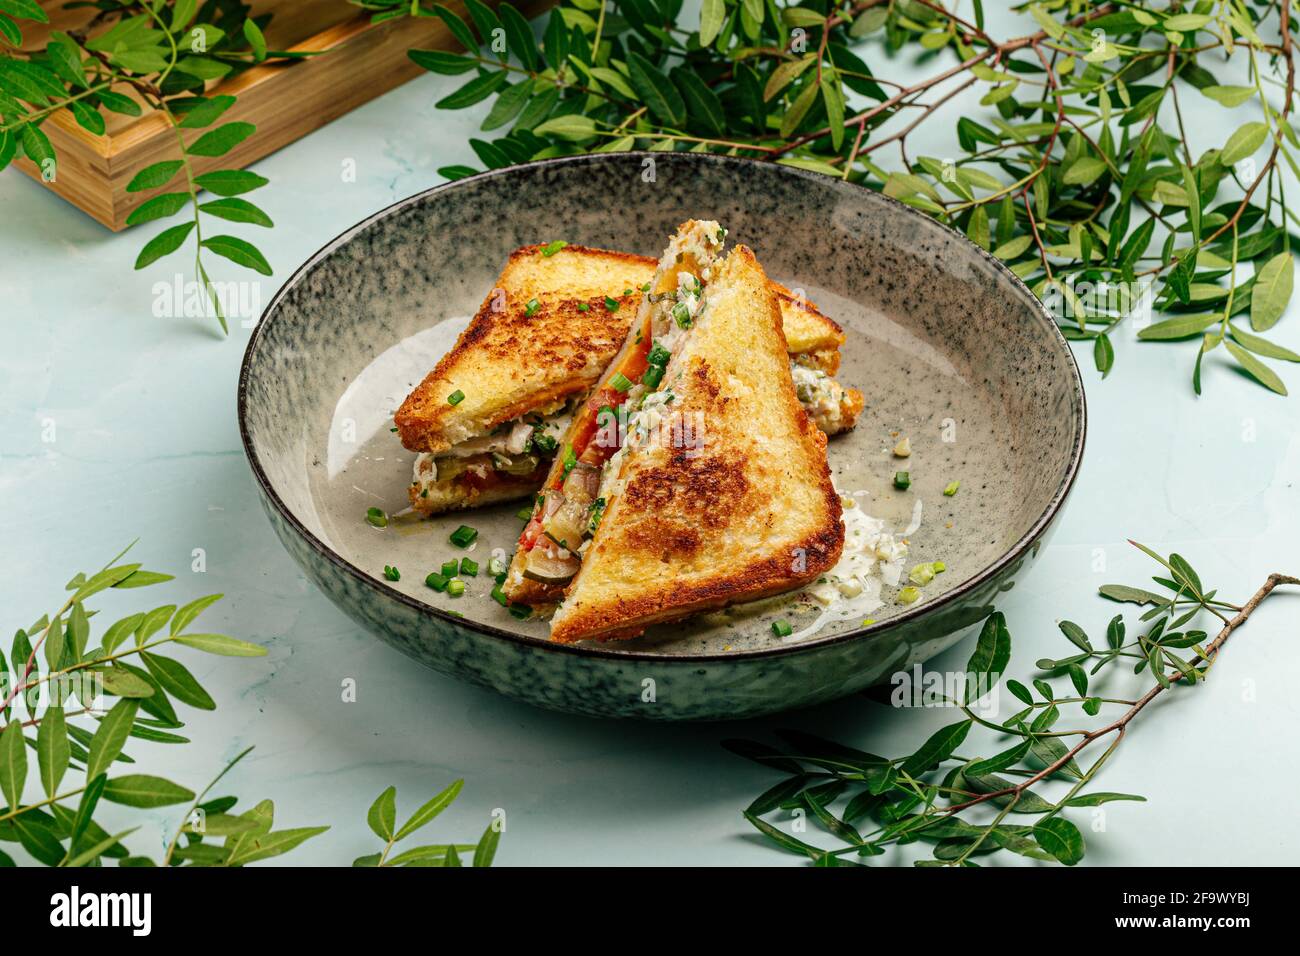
[238,152,1085,721]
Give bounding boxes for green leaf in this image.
[1228,323,1300,362]
[126,160,184,193]
[0,14,23,46]
[533,114,598,141]
[1058,621,1092,652]
[674,68,725,137]
[227,826,329,866]
[368,786,397,841]
[408,49,477,75]
[171,594,222,635]
[437,69,508,109]
[85,700,139,782]
[1220,122,1269,166]
[200,197,273,227]
[900,720,972,777]
[243,18,267,61]
[1094,333,1114,377]
[1224,339,1287,395]
[1098,584,1165,605]
[1200,85,1255,107]
[473,821,501,866]
[433,4,478,54]
[1032,817,1084,865]
[70,101,106,136]
[186,121,256,157]
[1250,252,1294,332]
[1063,156,1106,186]
[97,90,142,116]
[172,633,266,657]
[135,222,195,270]
[140,653,215,710]
[1138,313,1218,340]
[193,169,268,196]
[125,192,191,226]
[67,773,107,853]
[699,0,725,46]
[0,720,26,810]
[964,612,1010,701]
[395,779,463,840]
[177,94,237,128]
[1064,791,1147,807]
[200,235,273,275]
[482,79,532,130]
[103,774,195,808]
[37,705,69,798]
[13,816,63,865]
[498,3,538,71]
[0,0,48,22]
[742,810,821,858]
[627,52,685,127]
[964,739,1032,777]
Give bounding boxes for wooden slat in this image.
[11,0,556,230]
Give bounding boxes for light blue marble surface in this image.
[2,10,1298,865]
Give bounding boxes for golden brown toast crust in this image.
[549,246,845,644]
[394,244,849,453]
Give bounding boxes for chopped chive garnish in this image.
[898,586,921,605]
[604,296,619,312]
[909,562,937,586]
[533,432,558,454]
[647,343,671,367]
[609,372,634,392]
[516,506,533,521]
[641,365,664,389]
[441,559,459,578]
[366,507,388,528]
[623,288,633,295]
[943,480,960,496]
[383,565,400,581]
[577,302,590,312]
[449,525,478,547]
[716,227,727,242]
[447,578,466,597]
[562,445,577,478]
[494,571,507,585]
[771,620,793,637]
[447,390,465,406]
[425,572,449,592]
[893,471,911,491]
[525,298,540,317]
[540,240,567,257]
[641,282,651,292]
[488,557,508,576]
[508,604,532,620]
[491,584,509,606]
[459,558,479,577]
[671,302,692,328]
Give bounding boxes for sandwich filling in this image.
[512,220,727,588]
[410,402,572,503]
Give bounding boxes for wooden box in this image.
[13,0,553,231]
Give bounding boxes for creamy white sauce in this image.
[782,491,912,644]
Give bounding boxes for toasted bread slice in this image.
[394,244,857,455]
[549,246,845,644]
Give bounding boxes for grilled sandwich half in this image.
[504,223,845,634]
[394,240,863,517]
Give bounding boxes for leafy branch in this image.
[0,543,499,867]
[728,543,1297,866]
[399,0,1298,394]
[0,0,285,334]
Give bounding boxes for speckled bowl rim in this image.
[237,151,1087,664]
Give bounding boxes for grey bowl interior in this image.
[240,152,1083,661]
